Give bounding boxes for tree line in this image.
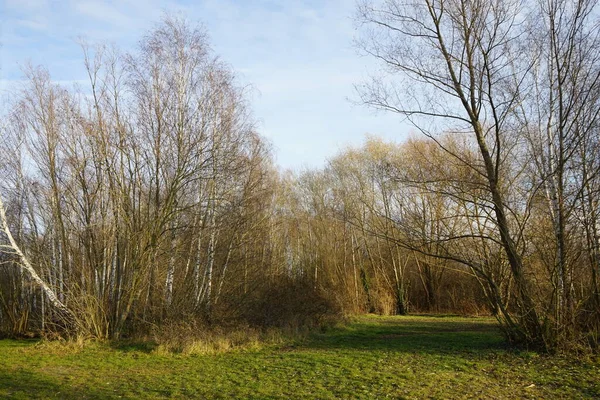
[1,0,600,352]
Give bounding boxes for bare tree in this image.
[0,15,277,338]
[519,0,600,336]
[356,0,545,344]
[355,0,600,349]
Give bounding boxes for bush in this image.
[241,276,341,330]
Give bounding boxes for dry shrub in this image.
[370,287,397,316]
[149,319,302,355]
[110,276,342,355]
[67,292,111,339]
[240,276,341,330]
[32,334,96,355]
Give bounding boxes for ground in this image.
[0,315,598,399]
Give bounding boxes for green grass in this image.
[0,315,598,399]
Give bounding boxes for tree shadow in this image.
[0,369,119,399]
[109,340,158,354]
[304,316,509,355]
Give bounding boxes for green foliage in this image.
[0,316,597,399]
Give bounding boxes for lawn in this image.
[0,315,598,399]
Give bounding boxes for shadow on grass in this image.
[305,316,508,354]
[0,369,117,400]
[109,340,158,353]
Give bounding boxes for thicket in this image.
[1,3,600,353]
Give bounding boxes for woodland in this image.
[1,0,600,354]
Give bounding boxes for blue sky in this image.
[0,0,410,170]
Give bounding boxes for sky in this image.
[0,0,411,170]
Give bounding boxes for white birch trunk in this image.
[164,222,176,307]
[0,195,70,315]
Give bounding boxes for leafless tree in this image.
[355,0,600,349]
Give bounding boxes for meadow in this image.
[0,315,598,399]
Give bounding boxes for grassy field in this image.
[0,315,598,399]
